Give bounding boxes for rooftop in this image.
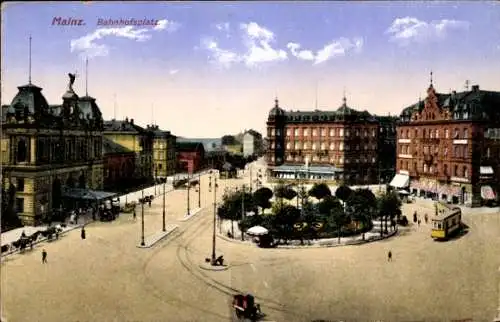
[103,118,146,133]
[102,137,133,155]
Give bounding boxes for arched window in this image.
[463,166,468,178]
[17,139,27,162]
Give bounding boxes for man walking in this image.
[133,207,137,220]
[42,249,47,263]
[387,250,392,262]
[81,226,86,240]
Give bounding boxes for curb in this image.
[137,226,179,248]
[216,229,399,249]
[179,207,204,222]
[198,263,230,271]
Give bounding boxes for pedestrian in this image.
[424,213,429,224]
[387,250,392,262]
[42,249,47,263]
[148,199,152,208]
[81,227,86,240]
[133,207,137,220]
[418,219,421,227]
[413,211,417,223]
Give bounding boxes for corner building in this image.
[1,79,104,225]
[395,81,500,207]
[266,97,396,185]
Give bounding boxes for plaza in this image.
[1,168,500,322]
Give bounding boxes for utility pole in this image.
[162,180,166,231]
[187,171,191,216]
[198,173,201,208]
[241,184,245,241]
[140,189,145,246]
[210,174,218,265]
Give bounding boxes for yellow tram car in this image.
[431,203,462,240]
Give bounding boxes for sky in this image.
[2,2,500,138]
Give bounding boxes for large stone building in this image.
[103,118,154,184]
[148,124,177,181]
[243,129,263,157]
[395,78,500,207]
[102,137,135,191]
[266,97,396,185]
[1,75,104,225]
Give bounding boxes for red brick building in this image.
[395,77,500,207]
[176,142,205,174]
[266,97,396,185]
[103,137,135,190]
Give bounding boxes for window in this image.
[424,164,428,172]
[321,143,326,150]
[430,130,434,138]
[444,164,448,175]
[330,142,335,150]
[286,129,291,136]
[414,129,418,138]
[158,163,163,170]
[444,147,448,156]
[454,146,459,158]
[329,129,335,137]
[339,129,344,137]
[463,166,468,178]
[17,139,27,162]
[364,144,368,151]
[294,128,299,136]
[372,129,376,137]
[445,129,449,139]
[463,128,468,139]
[487,147,491,158]
[423,129,427,138]
[312,143,317,150]
[414,162,418,171]
[339,143,344,151]
[294,141,301,149]
[430,165,434,173]
[17,178,24,192]
[454,128,459,138]
[364,129,368,137]
[276,129,281,136]
[286,142,291,149]
[355,129,360,137]
[304,128,309,136]
[406,130,409,138]
[312,129,317,136]
[454,165,459,176]
[16,198,24,213]
[303,142,309,149]
[436,130,439,139]
[321,128,326,136]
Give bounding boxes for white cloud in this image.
[287,37,363,65]
[169,69,179,75]
[215,22,230,33]
[201,38,242,68]
[154,19,180,32]
[202,21,287,68]
[386,17,469,46]
[71,19,179,59]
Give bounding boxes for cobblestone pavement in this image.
[1,166,500,321]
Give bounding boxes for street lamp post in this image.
[162,180,166,232]
[140,189,145,246]
[154,167,158,196]
[209,173,218,265]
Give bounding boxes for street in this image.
[1,169,500,321]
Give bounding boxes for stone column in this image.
[30,137,36,164]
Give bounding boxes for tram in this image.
[431,203,462,240]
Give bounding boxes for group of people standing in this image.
[413,211,429,227]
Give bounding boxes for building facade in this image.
[103,118,154,183]
[266,97,395,185]
[1,76,104,225]
[395,80,500,207]
[148,125,176,181]
[102,137,135,191]
[243,129,263,157]
[176,142,205,174]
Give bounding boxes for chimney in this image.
[130,118,134,125]
[472,85,479,92]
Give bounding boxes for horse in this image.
[1,244,10,254]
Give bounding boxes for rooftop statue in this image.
[67,73,76,92]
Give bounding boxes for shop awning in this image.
[480,166,494,175]
[481,186,496,200]
[389,174,410,188]
[62,188,117,201]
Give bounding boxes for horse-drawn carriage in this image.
[232,293,262,321]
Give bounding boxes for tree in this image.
[318,195,342,216]
[377,191,402,236]
[347,189,377,240]
[335,185,353,203]
[272,204,301,244]
[221,135,237,146]
[328,202,350,244]
[219,190,255,237]
[308,182,331,200]
[253,187,273,214]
